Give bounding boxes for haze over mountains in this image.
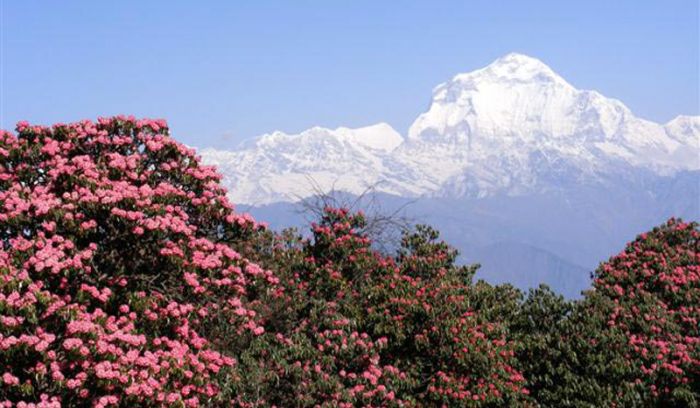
[201,53,700,297]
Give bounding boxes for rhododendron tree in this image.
[237,209,529,406]
[588,219,699,406]
[515,219,699,407]
[0,118,278,406]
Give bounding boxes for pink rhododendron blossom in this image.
[0,117,273,406]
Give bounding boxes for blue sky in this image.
[1,1,698,148]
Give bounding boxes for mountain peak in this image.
[493,52,551,69]
[335,122,403,152]
[408,53,579,142]
[453,52,567,86]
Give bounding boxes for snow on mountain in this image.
[664,115,700,148]
[200,123,405,205]
[200,53,700,205]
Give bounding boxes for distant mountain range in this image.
[200,53,699,297]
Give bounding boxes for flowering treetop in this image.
[0,117,278,407]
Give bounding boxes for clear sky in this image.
[1,1,698,148]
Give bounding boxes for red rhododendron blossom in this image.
[590,219,699,404]
[250,209,530,406]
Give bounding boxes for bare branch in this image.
[294,174,417,254]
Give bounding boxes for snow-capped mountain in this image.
[199,52,699,297]
[201,123,403,205]
[201,53,699,206]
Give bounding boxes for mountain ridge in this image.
[201,53,699,206]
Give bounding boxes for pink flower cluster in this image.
[0,117,277,406]
[593,218,699,399]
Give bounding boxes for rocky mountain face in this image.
[200,53,699,297]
